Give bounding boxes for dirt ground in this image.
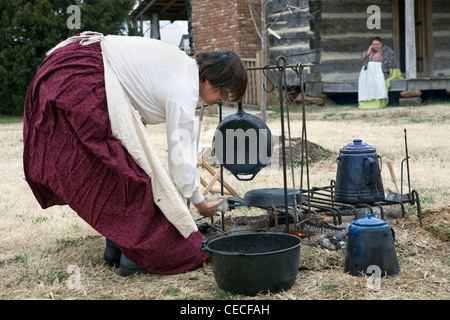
[278,137,335,167]
[0,103,449,301]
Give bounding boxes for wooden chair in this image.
[197,144,239,197]
[196,102,239,199]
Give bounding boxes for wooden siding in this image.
[317,0,394,82]
[432,1,450,76]
[266,0,396,93]
[267,0,318,87]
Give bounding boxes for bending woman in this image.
[23,32,247,276]
[358,37,402,109]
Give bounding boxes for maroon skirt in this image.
[23,41,208,274]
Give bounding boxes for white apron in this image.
[358,61,388,102]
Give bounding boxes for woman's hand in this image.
[194,198,224,218]
[367,45,373,54]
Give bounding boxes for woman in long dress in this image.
[358,37,402,109]
[23,32,247,276]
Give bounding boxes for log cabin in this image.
[130,0,450,102]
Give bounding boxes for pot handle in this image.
[200,238,210,253]
[200,228,229,253]
[391,227,396,243]
[232,172,258,181]
[236,101,245,114]
[364,157,375,186]
[201,239,246,256]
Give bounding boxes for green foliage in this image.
[0,0,139,115]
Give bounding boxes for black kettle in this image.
[334,139,384,204]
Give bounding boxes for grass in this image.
[1,103,449,300]
[166,285,181,296]
[425,223,450,236]
[0,114,23,124]
[0,255,28,267]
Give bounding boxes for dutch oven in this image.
[334,139,385,204]
[201,232,302,296]
[344,214,400,277]
[212,101,273,181]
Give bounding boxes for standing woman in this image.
[23,32,247,275]
[358,37,402,109]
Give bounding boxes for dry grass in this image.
[1,103,449,300]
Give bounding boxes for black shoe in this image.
[120,253,151,277]
[104,239,122,267]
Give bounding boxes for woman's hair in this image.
[372,36,383,43]
[195,50,248,102]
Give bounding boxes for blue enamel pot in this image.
[344,214,400,277]
[334,139,385,204]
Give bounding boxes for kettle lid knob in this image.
[340,139,376,154]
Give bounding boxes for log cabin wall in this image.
[267,0,395,95]
[267,0,450,95]
[432,0,450,77]
[317,0,394,82]
[267,0,318,90]
[190,0,450,96]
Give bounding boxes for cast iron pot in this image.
[212,102,273,181]
[201,232,302,296]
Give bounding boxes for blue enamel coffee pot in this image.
[344,214,400,277]
[334,139,385,204]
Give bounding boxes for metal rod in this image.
[215,101,224,229]
[276,57,289,232]
[412,190,422,227]
[282,59,297,210]
[404,128,412,196]
[218,102,225,230]
[247,63,313,71]
[294,63,312,217]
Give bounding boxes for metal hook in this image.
[276,56,287,72]
[293,62,303,75]
[262,65,275,93]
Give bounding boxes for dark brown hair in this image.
[195,50,248,102]
[372,36,383,43]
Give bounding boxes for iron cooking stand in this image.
[215,58,422,233]
[217,58,315,233]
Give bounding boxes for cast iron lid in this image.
[340,139,376,154]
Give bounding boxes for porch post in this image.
[151,13,160,39]
[405,0,417,79]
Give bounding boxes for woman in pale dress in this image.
[358,37,402,109]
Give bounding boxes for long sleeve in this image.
[361,49,370,62]
[102,35,204,204]
[165,97,204,204]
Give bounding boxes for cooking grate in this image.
[299,180,422,227]
[221,180,422,232]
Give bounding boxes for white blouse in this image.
[102,35,204,204]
